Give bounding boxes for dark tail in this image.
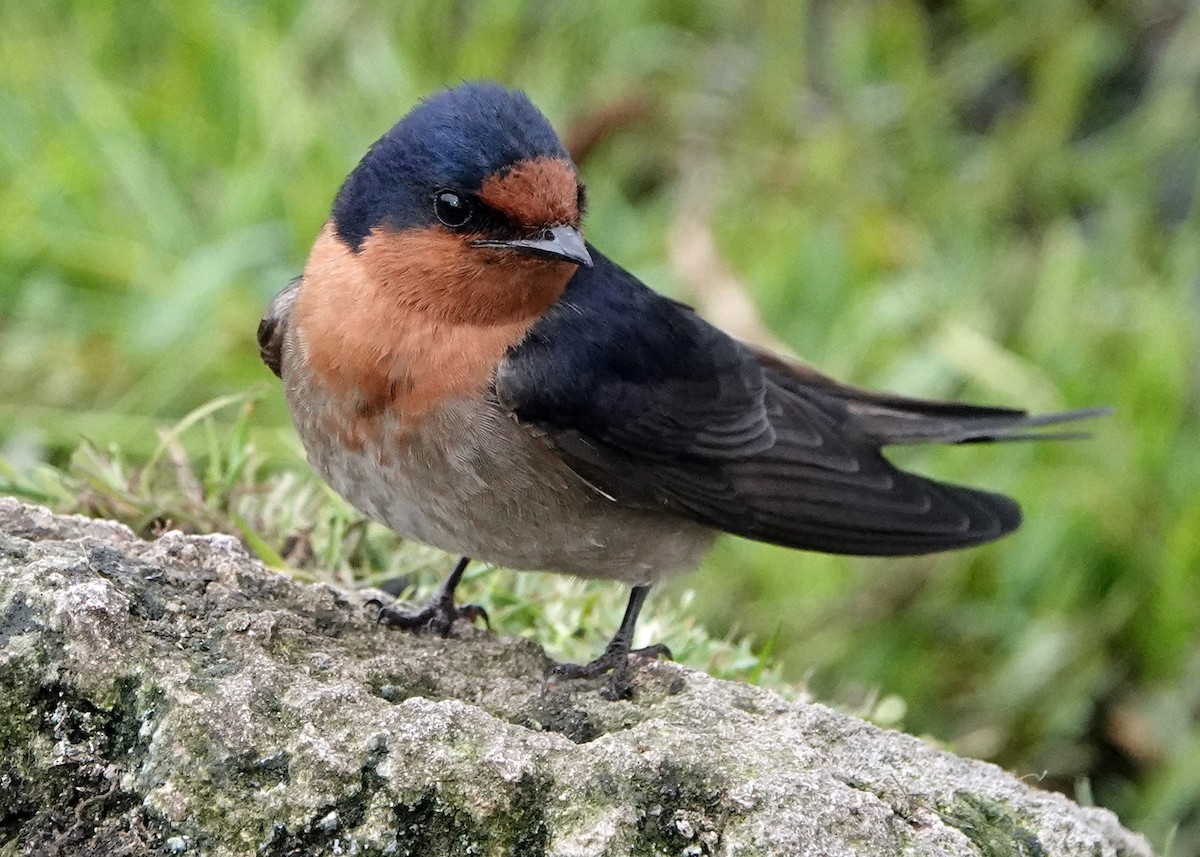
[842,403,1113,446]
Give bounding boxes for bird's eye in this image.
[434,191,473,228]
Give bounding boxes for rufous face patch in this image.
[357,224,575,326]
[294,223,572,437]
[478,157,580,230]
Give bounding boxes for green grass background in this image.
[2,0,1198,850]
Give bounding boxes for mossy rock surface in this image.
[0,497,1152,856]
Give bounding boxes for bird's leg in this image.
[375,556,489,636]
[547,584,672,700]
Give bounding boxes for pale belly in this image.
[284,373,714,584]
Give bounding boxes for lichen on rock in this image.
[0,497,1153,856]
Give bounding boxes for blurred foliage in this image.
[1,0,1197,851]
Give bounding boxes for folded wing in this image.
[499,254,1104,557]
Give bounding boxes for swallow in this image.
[259,82,1107,699]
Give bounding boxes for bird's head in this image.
[326,83,591,325]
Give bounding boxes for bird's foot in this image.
[374,596,489,637]
[547,642,673,701]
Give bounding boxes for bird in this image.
[259,82,1106,699]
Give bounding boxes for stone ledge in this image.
[0,497,1152,856]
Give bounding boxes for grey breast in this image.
[268,287,712,585]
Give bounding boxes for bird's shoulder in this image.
[499,250,776,462]
[258,276,302,379]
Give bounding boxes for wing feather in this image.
[498,253,1100,557]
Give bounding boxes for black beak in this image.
[473,225,593,268]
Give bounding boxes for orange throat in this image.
[293,223,573,440]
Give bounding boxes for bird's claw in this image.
[375,599,489,637]
[547,643,673,701]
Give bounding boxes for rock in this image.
[0,497,1152,856]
